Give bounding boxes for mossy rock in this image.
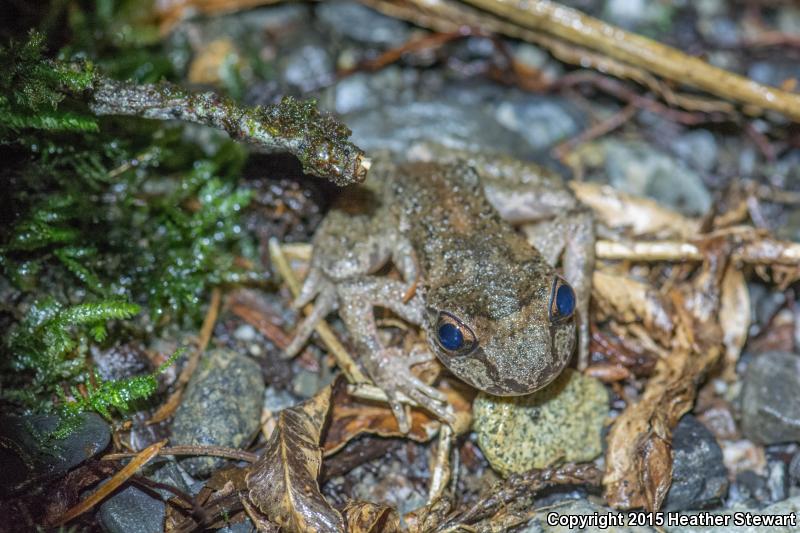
[473,369,608,477]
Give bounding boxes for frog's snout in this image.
[434,318,575,397]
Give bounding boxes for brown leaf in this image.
[592,270,674,344]
[343,501,401,533]
[603,242,731,510]
[569,181,698,239]
[323,377,473,456]
[719,265,750,379]
[246,384,345,533]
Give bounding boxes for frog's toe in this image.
[283,283,336,358]
[385,393,411,434]
[293,265,323,309]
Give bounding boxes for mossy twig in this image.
[88,77,368,185]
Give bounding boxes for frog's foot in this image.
[283,279,337,359]
[367,347,454,433]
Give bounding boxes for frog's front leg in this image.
[337,277,452,432]
[523,209,595,370]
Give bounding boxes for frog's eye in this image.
[435,312,477,354]
[549,277,576,322]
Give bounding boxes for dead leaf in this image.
[718,264,750,380]
[592,270,674,344]
[323,377,474,456]
[246,384,345,533]
[343,501,401,533]
[603,240,731,511]
[422,463,602,532]
[569,181,698,239]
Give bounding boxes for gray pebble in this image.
[171,348,264,476]
[741,352,800,445]
[665,415,729,511]
[0,412,110,496]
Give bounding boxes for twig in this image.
[428,425,454,503]
[148,288,221,424]
[552,103,638,161]
[462,0,800,121]
[274,238,800,267]
[435,463,602,531]
[268,238,368,383]
[102,444,258,463]
[50,440,166,526]
[87,78,368,185]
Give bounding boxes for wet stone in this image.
[670,130,718,173]
[598,139,712,216]
[98,461,194,533]
[98,485,165,533]
[171,348,264,476]
[472,369,608,477]
[281,42,334,92]
[494,95,584,151]
[0,412,110,496]
[740,352,800,445]
[345,101,533,160]
[316,1,411,47]
[665,415,729,511]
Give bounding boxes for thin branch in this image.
[462,0,800,121]
[86,77,368,185]
[50,440,166,526]
[102,444,258,463]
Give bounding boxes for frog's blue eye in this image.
[434,312,477,354]
[438,323,464,350]
[550,277,576,321]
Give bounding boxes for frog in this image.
[284,150,594,432]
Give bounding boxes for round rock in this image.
[741,351,800,445]
[171,348,264,476]
[473,369,608,477]
[664,415,729,511]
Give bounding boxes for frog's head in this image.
[425,270,576,396]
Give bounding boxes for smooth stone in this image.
[602,0,673,32]
[472,369,608,477]
[98,485,165,533]
[599,139,712,215]
[171,348,264,476]
[316,1,410,47]
[263,386,297,412]
[281,42,334,92]
[0,412,110,496]
[748,62,800,91]
[98,461,194,533]
[741,352,800,445]
[670,130,718,172]
[665,415,729,511]
[324,67,420,115]
[345,101,533,160]
[494,95,584,151]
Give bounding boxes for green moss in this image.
[0,29,254,434]
[53,348,184,438]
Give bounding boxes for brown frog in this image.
[284,153,594,432]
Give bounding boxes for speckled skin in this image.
[285,158,586,431]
